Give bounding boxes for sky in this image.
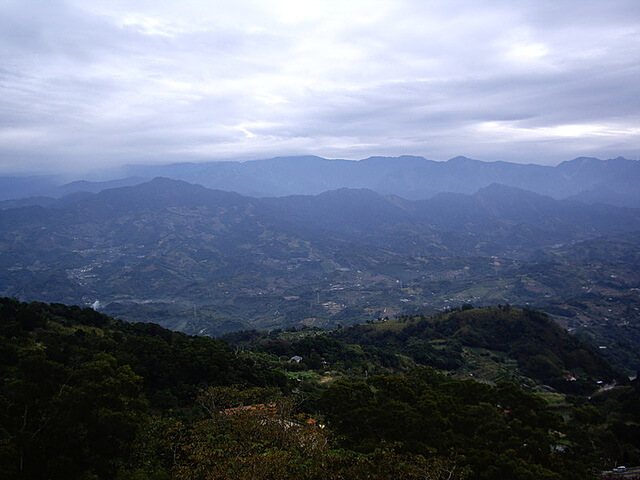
[0,0,639,174]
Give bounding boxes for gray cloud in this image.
[0,0,638,174]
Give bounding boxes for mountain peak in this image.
[446,155,479,164]
[557,156,601,167]
[361,155,427,162]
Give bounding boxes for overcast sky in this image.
[1,0,639,174]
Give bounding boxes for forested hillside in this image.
[331,306,623,393]
[2,298,639,479]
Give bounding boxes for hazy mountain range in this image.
[2,177,639,363]
[2,155,640,208]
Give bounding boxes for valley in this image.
[1,171,639,373]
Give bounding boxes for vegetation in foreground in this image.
[1,298,639,479]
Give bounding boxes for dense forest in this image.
[1,298,639,479]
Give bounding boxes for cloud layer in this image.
[1,0,639,173]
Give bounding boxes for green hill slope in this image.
[2,298,639,479]
[333,306,623,393]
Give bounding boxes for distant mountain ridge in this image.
[1,155,639,208]
[120,155,640,206]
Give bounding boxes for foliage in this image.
[169,385,467,480]
[1,348,146,479]
[1,298,638,479]
[333,306,623,392]
[0,298,286,479]
[319,368,600,480]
